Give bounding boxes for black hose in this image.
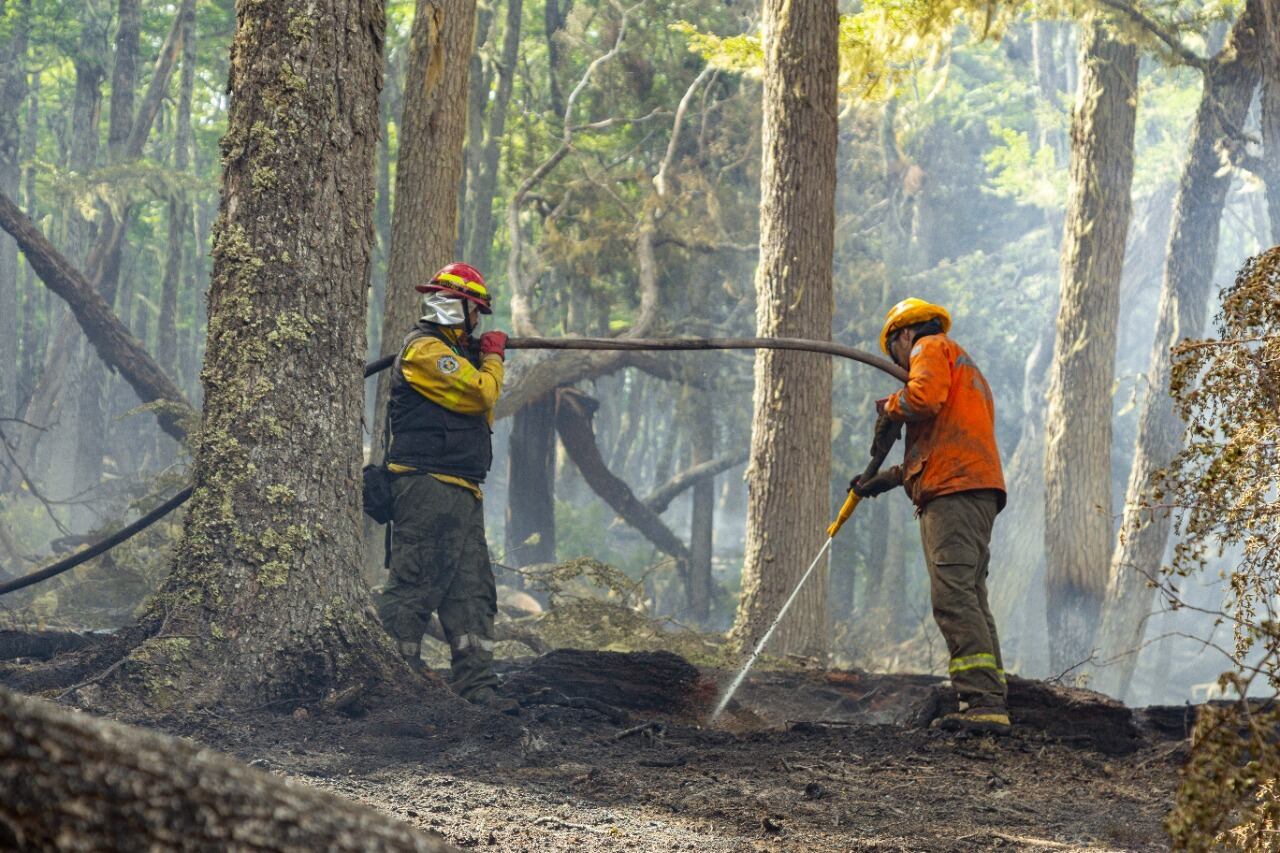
[1,337,902,597]
[0,486,194,597]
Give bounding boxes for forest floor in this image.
[132,651,1183,852]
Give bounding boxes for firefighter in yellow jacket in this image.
[376,263,518,714]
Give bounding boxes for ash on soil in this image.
[149,654,1180,852]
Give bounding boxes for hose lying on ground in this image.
[0,336,904,597]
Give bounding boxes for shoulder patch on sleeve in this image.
[437,354,460,374]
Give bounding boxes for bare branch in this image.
[1094,0,1210,70]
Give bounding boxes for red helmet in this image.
[417,262,492,314]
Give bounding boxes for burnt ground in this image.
[124,651,1185,852]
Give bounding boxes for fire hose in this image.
[0,336,905,598]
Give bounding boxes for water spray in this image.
[707,414,904,724]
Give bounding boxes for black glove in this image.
[870,413,902,456]
[851,466,903,498]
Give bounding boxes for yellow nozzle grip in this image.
[827,490,861,539]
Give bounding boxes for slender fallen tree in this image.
[0,189,192,442]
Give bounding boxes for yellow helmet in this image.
[879,297,951,354]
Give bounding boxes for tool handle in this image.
[826,490,861,539]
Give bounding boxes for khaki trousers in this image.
[376,474,499,699]
[919,489,1006,709]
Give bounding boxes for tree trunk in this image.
[731,0,837,659]
[71,0,142,501]
[0,688,456,852]
[505,392,558,567]
[158,0,196,376]
[364,0,476,581]
[17,67,39,405]
[457,0,494,256]
[687,402,715,624]
[543,0,566,116]
[990,332,1053,674]
[1042,16,1138,673]
[464,0,521,272]
[369,0,477,467]
[1093,2,1265,700]
[0,0,29,421]
[82,0,397,710]
[1261,1,1280,242]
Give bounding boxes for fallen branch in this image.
[643,450,748,515]
[0,487,193,598]
[0,191,192,441]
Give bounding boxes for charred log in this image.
[0,687,457,851]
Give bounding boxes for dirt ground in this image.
[134,653,1183,853]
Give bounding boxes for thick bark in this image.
[505,393,558,567]
[0,688,456,851]
[464,0,521,272]
[99,0,396,709]
[1042,17,1138,673]
[732,0,838,659]
[1093,2,1265,700]
[555,389,692,581]
[0,191,191,441]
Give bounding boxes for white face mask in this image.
[420,293,468,326]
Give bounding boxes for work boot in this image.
[465,685,521,716]
[396,640,428,674]
[935,705,1012,737]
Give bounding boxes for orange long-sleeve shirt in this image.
[884,334,1005,509]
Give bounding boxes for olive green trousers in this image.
[918,489,1006,709]
[376,474,498,699]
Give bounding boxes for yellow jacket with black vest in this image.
[386,322,504,493]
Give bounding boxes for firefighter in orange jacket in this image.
[853,298,1010,735]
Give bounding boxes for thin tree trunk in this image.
[505,393,558,567]
[544,0,566,116]
[1261,1,1280,242]
[464,0,521,272]
[1093,1,1265,700]
[458,0,495,257]
[18,68,39,406]
[687,401,715,624]
[369,0,477,465]
[363,0,476,581]
[71,0,142,500]
[990,333,1053,674]
[1042,16,1138,673]
[732,0,837,660]
[71,0,397,710]
[0,687,455,851]
[0,0,29,420]
[158,0,196,375]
